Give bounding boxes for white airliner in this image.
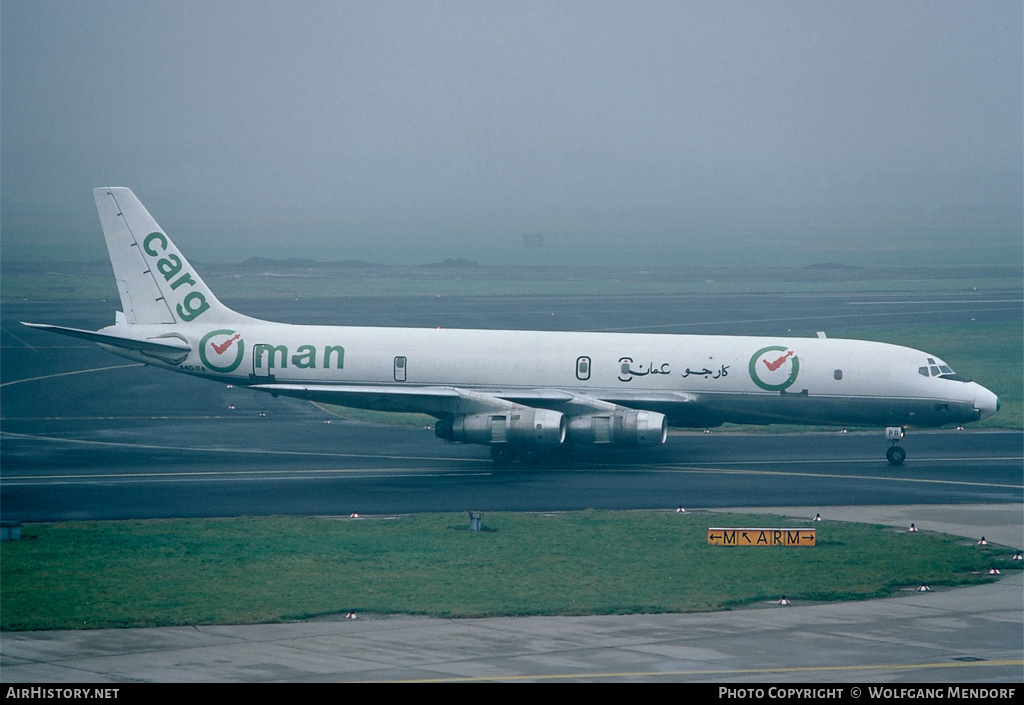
[24,188,999,465]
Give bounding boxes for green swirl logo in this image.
[199,329,245,373]
[749,345,800,391]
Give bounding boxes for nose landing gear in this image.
[885,426,906,465]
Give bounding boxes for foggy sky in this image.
[2,1,1021,265]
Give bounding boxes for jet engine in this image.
[435,408,567,448]
[566,409,667,447]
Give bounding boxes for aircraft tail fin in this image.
[94,187,248,326]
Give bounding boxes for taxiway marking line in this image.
[389,658,1024,683]
[849,298,1023,305]
[2,467,491,483]
[3,416,267,420]
[0,363,144,388]
[651,464,1023,490]
[0,430,476,464]
[2,327,40,352]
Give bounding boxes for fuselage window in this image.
[576,356,591,381]
[834,370,843,380]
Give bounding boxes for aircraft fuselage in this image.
[100,321,998,430]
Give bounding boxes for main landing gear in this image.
[490,445,514,464]
[885,426,906,465]
[489,445,560,465]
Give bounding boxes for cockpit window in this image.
[921,358,971,382]
[939,373,972,382]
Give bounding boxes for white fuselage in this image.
[102,321,999,429]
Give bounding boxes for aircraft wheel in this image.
[886,445,906,465]
[490,445,513,465]
[520,447,543,464]
[551,444,575,463]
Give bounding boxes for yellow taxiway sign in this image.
[707,527,816,546]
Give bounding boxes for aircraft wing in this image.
[251,383,697,418]
[499,389,698,414]
[251,383,523,417]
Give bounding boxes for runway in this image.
[2,419,1022,521]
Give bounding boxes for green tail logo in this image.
[200,329,245,373]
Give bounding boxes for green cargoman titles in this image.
[143,231,209,322]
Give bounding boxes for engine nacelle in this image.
[435,408,566,448]
[566,409,667,447]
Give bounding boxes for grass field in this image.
[1,511,1018,631]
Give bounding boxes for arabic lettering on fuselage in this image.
[682,364,730,379]
[617,357,730,382]
[618,357,671,382]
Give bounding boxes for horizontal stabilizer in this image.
[21,322,191,363]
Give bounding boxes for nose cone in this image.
[973,385,999,420]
